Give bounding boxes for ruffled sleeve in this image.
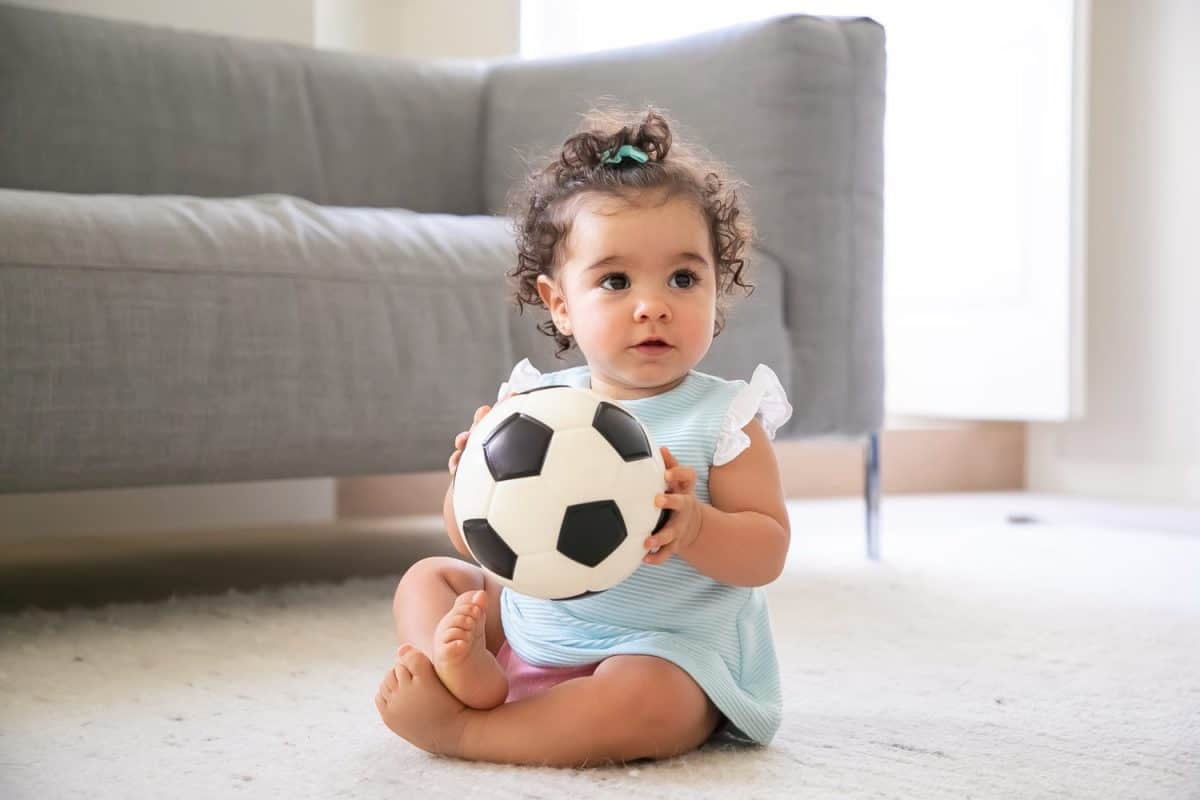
[712,364,794,467]
[496,357,543,403]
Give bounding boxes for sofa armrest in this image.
[0,3,488,214]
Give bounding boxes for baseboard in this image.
[337,423,1027,518]
[0,478,336,542]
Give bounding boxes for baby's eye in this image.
[599,273,629,291]
[669,269,700,289]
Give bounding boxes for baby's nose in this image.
[634,296,671,320]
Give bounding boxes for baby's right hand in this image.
[448,404,492,476]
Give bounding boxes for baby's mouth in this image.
[632,338,673,355]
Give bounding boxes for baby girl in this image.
[375,106,793,767]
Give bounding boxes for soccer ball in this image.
[451,385,669,600]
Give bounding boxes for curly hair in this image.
[505,104,755,357]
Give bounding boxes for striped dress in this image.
[496,359,792,746]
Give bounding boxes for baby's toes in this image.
[377,669,398,710]
[441,636,468,659]
[437,596,482,645]
[453,591,486,619]
[392,657,414,684]
[399,647,438,683]
[443,611,476,642]
[374,686,388,714]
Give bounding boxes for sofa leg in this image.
[864,432,881,561]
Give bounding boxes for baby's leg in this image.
[392,556,508,709]
[377,645,721,766]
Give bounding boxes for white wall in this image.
[315,0,519,59]
[5,0,316,44]
[1027,0,1200,505]
[0,1,519,541]
[6,0,521,56]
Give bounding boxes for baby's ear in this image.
[536,274,572,335]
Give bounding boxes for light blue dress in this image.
[495,359,793,746]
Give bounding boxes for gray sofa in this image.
[0,5,885,554]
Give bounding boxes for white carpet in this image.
[2,493,1198,799]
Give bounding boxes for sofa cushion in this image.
[0,189,519,491]
[0,188,788,491]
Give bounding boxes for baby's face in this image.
[537,190,717,400]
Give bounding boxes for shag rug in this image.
[1,493,1198,799]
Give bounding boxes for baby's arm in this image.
[680,417,791,586]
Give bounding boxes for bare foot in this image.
[431,590,509,709]
[375,643,470,756]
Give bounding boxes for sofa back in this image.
[0,3,486,213]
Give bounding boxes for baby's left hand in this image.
[644,446,703,565]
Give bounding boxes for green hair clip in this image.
[600,144,649,166]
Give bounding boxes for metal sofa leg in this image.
[864,432,881,561]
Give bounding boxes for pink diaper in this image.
[496,641,600,703]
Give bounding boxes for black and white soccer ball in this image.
[451,385,669,600]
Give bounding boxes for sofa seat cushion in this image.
[0,188,789,491]
[0,189,521,491]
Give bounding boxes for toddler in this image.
[375,106,793,767]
